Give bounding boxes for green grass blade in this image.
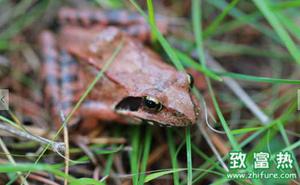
[284,140,300,152]
[208,0,280,42]
[207,40,290,59]
[130,126,140,185]
[146,0,157,42]
[0,163,80,183]
[271,1,300,10]
[231,127,263,135]
[144,169,185,183]
[167,129,180,185]
[179,55,300,84]
[0,116,19,128]
[138,127,152,185]
[277,123,300,176]
[252,0,300,64]
[103,153,114,178]
[0,0,50,40]
[207,78,240,150]
[203,0,240,38]
[175,49,222,81]
[70,178,105,185]
[216,72,300,84]
[240,102,297,148]
[192,0,206,67]
[277,12,300,40]
[186,127,193,185]
[129,0,184,71]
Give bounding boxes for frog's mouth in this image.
[143,119,173,127]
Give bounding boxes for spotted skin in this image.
[39,31,61,125]
[58,8,146,26]
[40,32,82,127]
[60,50,81,123]
[58,7,168,41]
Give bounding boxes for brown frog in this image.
[39,8,199,129]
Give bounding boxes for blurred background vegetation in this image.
[0,0,299,184]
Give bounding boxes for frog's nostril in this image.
[115,97,143,111]
[187,73,194,88]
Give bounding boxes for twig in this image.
[197,113,229,171]
[28,173,59,185]
[205,52,271,125]
[90,137,126,145]
[75,136,98,165]
[60,111,69,185]
[0,122,65,152]
[0,137,29,185]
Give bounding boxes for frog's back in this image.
[59,26,181,94]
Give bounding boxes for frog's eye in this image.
[187,73,194,88]
[143,96,162,112]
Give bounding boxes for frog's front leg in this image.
[58,8,168,41]
[80,101,142,125]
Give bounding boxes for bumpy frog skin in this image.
[40,8,200,127]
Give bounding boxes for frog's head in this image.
[114,72,200,127]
